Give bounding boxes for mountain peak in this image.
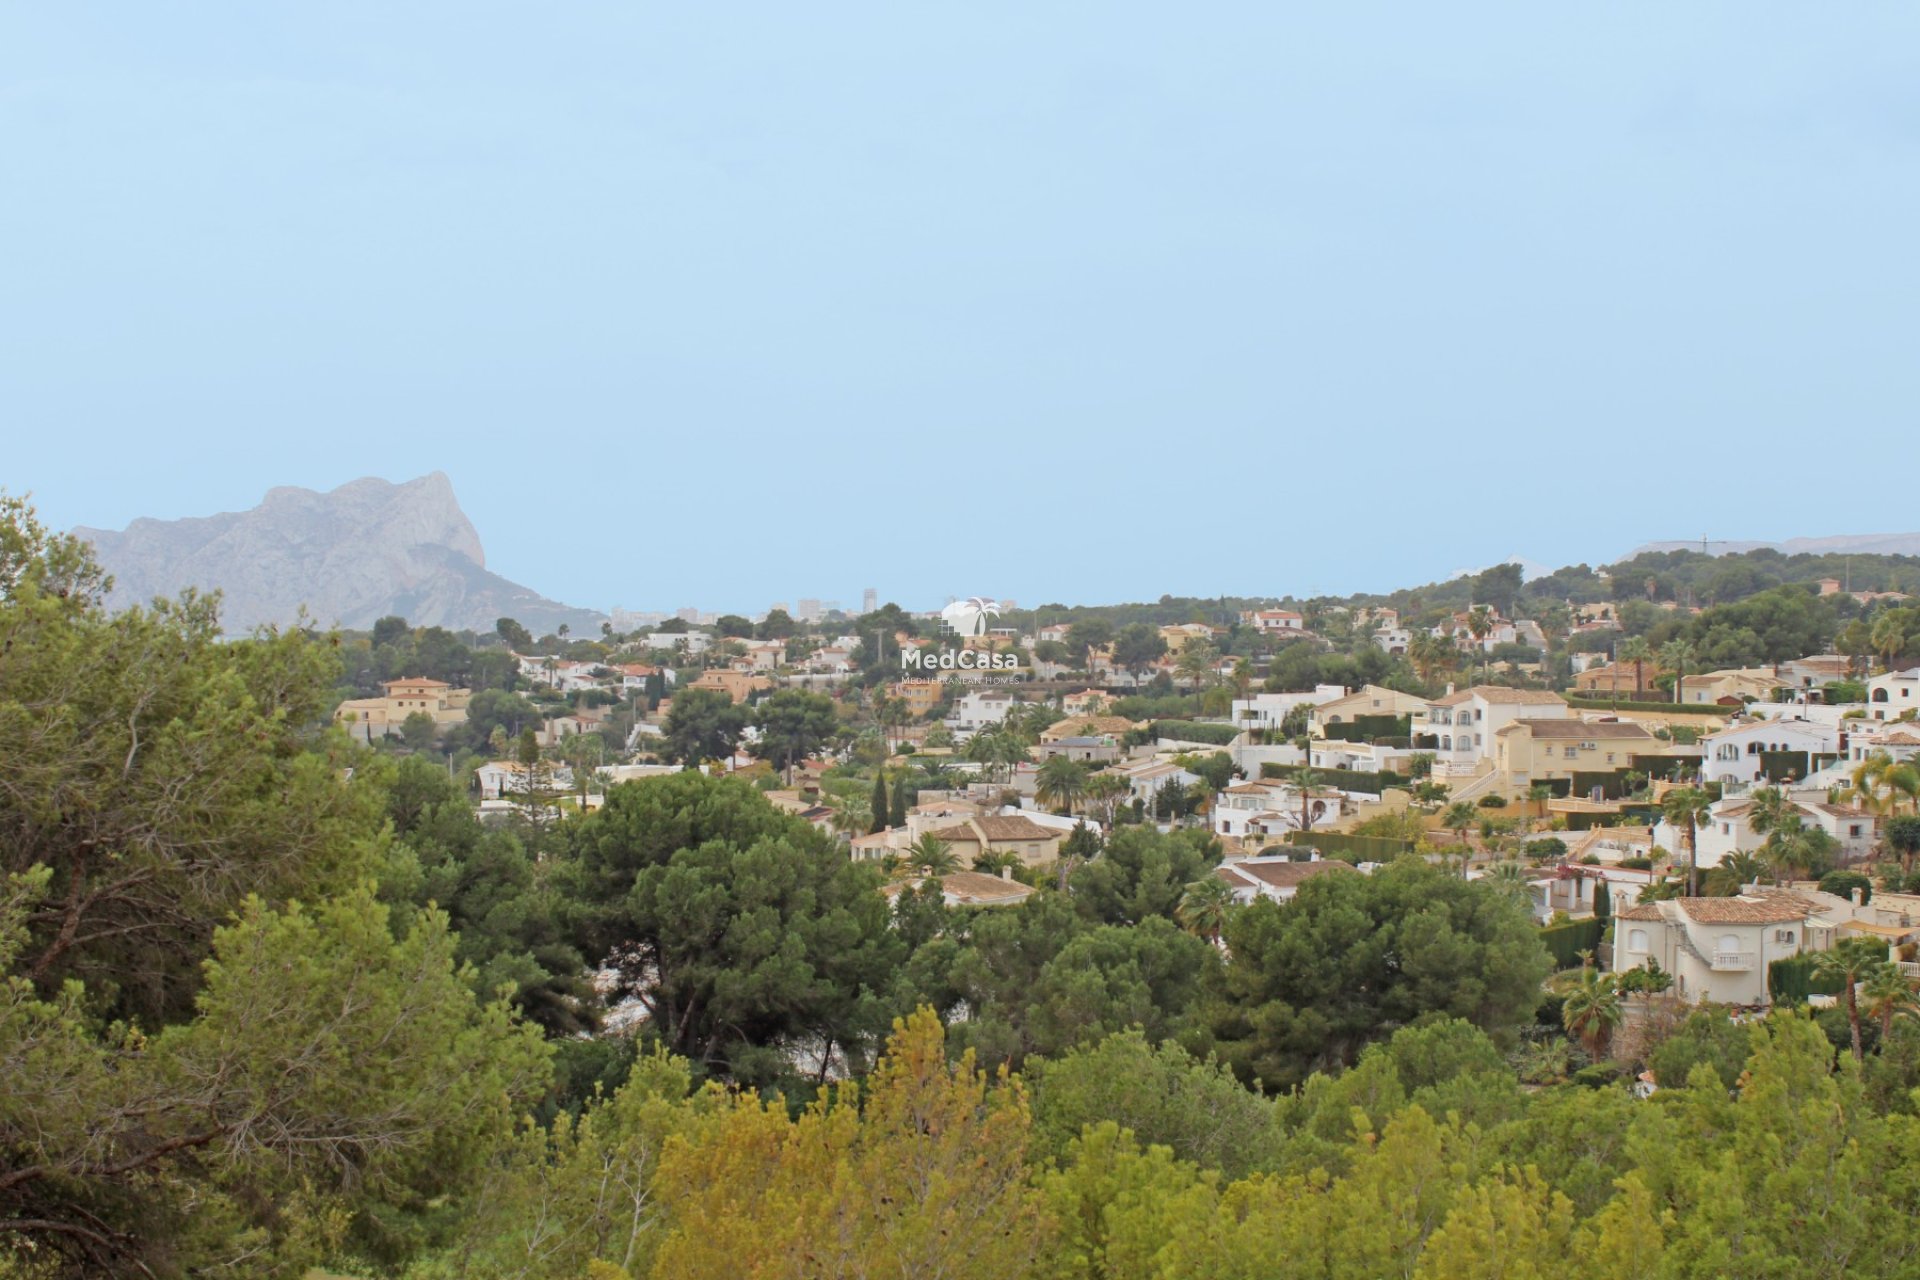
[75,474,597,634]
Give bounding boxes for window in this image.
[1628,929,1649,952]
[1716,934,1742,953]
[1775,930,1796,944]
[1851,825,1863,838]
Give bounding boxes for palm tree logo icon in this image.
[940,597,1001,637]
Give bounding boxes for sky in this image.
[4,5,1918,615]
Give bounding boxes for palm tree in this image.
[829,796,872,841]
[906,834,959,877]
[1175,641,1220,692]
[1034,756,1089,815]
[1466,606,1494,682]
[1526,783,1553,837]
[1846,751,1920,817]
[967,729,1013,782]
[1660,786,1712,896]
[1442,801,1479,868]
[1815,938,1890,1062]
[1861,964,1918,1044]
[1231,659,1254,701]
[1562,967,1624,1058]
[1408,632,1454,685]
[1483,861,1532,905]
[1748,786,1795,839]
[1872,613,1909,673]
[1704,849,1768,896]
[972,849,1022,876]
[1176,876,1237,947]
[1657,639,1697,705]
[1617,636,1652,698]
[1761,818,1839,884]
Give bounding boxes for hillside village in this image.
[333,552,1920,1029]
[22,497,1920,1273]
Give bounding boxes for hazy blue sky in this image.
[4,5,1917,614]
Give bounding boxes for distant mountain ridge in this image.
[1630,533,1920,559]
[75,473,603,635]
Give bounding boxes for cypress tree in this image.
[890,777,908,827]
[870,772,890,833]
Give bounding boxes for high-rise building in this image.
[796,598,823,622]
[862,587,877,614]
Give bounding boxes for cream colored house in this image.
[1308,684,1428,738]
[1611,895,1829,1006]
[1158,623,1221,652]
[333,677,473,742]
[687,669,773,703]
[1491,718,1655,792]
[922,815,1066,868]
[1413,686,1569,774]
[1678,668,1783,706]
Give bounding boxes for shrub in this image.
[1819,870,1872,905]
[1150,719,1239,746]
[1539,917,1606,970]
[1572,1060,1625,1088]
[1479,794,1507,809]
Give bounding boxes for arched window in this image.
[1874,688,1890,703]
[1716,934,1741,953]
[1628,929,1649,952]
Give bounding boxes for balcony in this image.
[1711,951,1756,972]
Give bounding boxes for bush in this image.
[1479,794,1507,809]
[1150,719,1239,746]
[1572,1060,1625,1089]
[1259,764,1408,796]
[1769,953,1847,1004]
[1539,918,1606,970]
[1619,856,1653,871]
[1820,870,1872,905]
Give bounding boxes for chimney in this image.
[1852,887,1865,907]
[1445,682,1456,696]
[1000,866,1013,881]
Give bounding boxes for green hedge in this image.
[1570,769,1636,801]
[1768,954,1846,1004]
[1283,830,1415,862]
[1561,697,1733,718]
[1540,917,1607,970]
[1150,719,1239,746]
[1259,763,1409,796]
[1322,716,1411,744]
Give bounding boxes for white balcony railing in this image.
[1711,951,1756,972]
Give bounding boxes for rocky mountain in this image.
[75,473,603,635]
